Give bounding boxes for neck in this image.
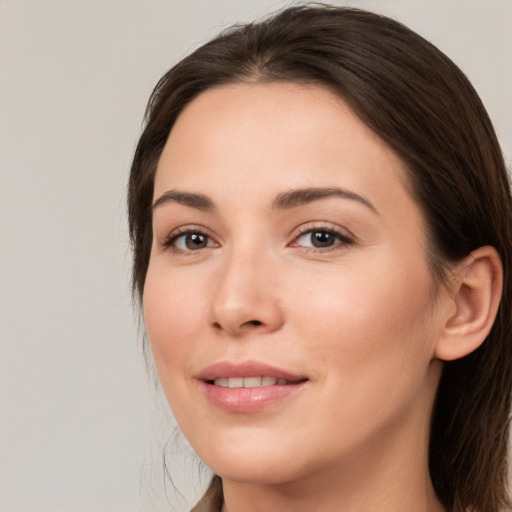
[222,456,444,512]
[222,465,444,512]
[220,399,445,512]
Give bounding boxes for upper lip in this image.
[196,360,307,382]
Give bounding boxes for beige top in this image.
[190,475,223,512]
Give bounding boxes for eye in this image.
[163,229,218,253]
[291,227,353,251]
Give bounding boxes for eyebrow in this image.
[152,190,215,211]
[272,187,378,213]
[152,186,378,214]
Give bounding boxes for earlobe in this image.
[435,246,503,361]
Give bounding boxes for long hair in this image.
[128,5,512,511]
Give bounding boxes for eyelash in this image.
[161,224,354,255]
[290,225,354,253]
[162,226,218,255]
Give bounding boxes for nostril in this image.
[212,320,262,330]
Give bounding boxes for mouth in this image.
[197,361,309,412]
[210,376,305,388]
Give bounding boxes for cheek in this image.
[292,256,437,386]
[287,259,439,441]
[143,265,208,373]
[142,264,214,430]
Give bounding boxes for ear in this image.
[435,246,503,361]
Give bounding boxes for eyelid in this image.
[289,222,355,251]
[161,224,220,254]
[158,222,354,255]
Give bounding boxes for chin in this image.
[191,433,311,486]
[209,457,306,486]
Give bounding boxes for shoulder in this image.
[190,475,223,512]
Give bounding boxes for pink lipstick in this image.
[197,360,308,413]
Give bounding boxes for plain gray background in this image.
[1,1,511,511]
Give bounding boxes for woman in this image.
[128,5,512,512]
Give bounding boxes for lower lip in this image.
[200,381,307,413]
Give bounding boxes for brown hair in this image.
[128,5,512,511]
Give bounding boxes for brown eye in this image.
[311,230,336,247]
[184,233,208,249]
[164,230,217,252]
[293,228,353,251]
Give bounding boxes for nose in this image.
[209,249,284,337]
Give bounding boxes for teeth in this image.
[213,376,286,388]
[243,376,262,388]
[262,376,277,386]
[229,377,244,388]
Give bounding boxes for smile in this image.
[198,361,309,412]
[212,377,295,388]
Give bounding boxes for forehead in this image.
[157,83,403,181]
[154,82,415,223]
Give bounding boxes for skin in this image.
[144,82,449,512]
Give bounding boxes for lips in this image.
[196,360,308,412]
[213,376,293,388]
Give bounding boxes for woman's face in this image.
[144,83,446,486]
